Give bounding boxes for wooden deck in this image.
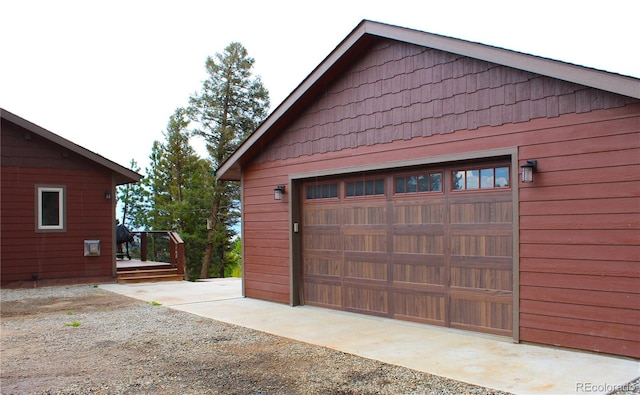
[116,259,184,283]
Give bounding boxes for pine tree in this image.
[116,159,147,229]
[179,157,215,279]
[145,140,171,230]
[189,42,270,278]
[145,108,216,278]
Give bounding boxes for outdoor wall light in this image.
[521,160,537,183]
[274,185,286,200]
[104,190,112,199]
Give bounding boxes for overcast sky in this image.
[2,0,638,172]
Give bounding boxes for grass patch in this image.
[65,321,81,327]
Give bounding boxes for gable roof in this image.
[1,108,142,185]
[217,19,640,181]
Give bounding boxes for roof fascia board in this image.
[366,22,640,99]
[1,108,141,184]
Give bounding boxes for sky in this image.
[2,0,639,173]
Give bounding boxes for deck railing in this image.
[126,230,185,276]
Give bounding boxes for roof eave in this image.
[1,108,142,185]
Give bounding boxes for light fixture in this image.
[104,190,112,199]
[521,160,537,183]
[274,185,286,200]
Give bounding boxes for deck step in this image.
[117,268,184,284]
[118,264,173,272]
[118,268,177,277]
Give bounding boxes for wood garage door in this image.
[302,162,513,336]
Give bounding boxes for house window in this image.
[306,183,339,200]
[452,166,509,191]
[345,178,385,197]
[37,186,65,231]
[395,172,443,194]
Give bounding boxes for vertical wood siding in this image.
[241,37,640,358]
[1,121,115,285]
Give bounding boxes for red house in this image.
[1,109,141,287]
[217,21,640,358]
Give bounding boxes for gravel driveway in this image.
[1,284,519,394]
[2,284,632,395]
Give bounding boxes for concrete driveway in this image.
[100,279,639,395]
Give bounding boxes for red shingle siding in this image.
[1,120,115,285]
[254,39,636,164]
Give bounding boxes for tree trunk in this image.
[200,185,222,279]
[217,243,225,278]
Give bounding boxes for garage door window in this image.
[346,178,385,197]
[306,183,339,200]
[453,166,509,190]
[395,172,442,194]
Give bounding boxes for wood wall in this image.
[518,115,640,358]
[241,38,639,358]
[1,119,116,285]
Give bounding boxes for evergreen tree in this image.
[145,108,215,279]
[116,159,147,229]
[227,237,243,278]
[145,140,171,230]
[179,157,215,279]
[189,42,269,278]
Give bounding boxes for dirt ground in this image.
[1,288,139,318]
[0,286,513,394]
[1,289,150,394]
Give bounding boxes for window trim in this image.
[36,185,66,232]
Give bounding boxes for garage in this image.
[217,21,639,357]
[302,159,513,336]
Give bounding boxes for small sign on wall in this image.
[84,240,101,256]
